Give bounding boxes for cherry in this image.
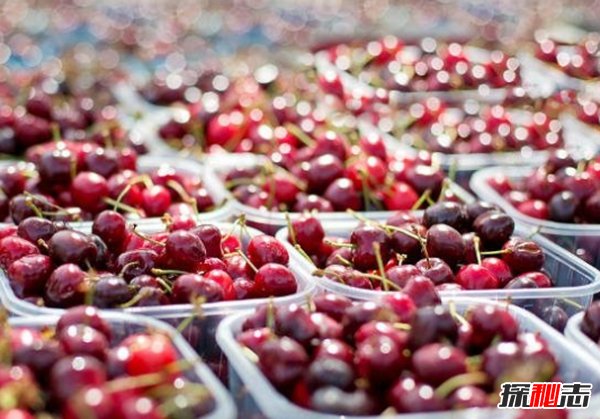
[84,147,120,178]
[388,222,426,260]
[448,386,491,408]
[258,337,308,388]
[516,271,552,287]
[171,274,224,303]
[204,269,235,300]
[585,191,600,222]
[548,191,579,222]
[473,212,514,248]
[57,306,112,339]
[323,178,362,211]
[313,293,353,321]
[381,293,417,323]
[0,235,40,268]
[92,275,133,308]
[503,239,545,274]
[412,343,467,386]
[164,230,206,270]
[455,264,499,289]
[350,226,390,271]
[465,201,498,224]
[274,304,318,345]
[115,395,163,419]
[71,172,109,213]
[306,358,355,391]
[355,335,408,386]
[12,338,65,383]
[382,182,419,210]
[48,230,98,267]
[314,338,354,364]
[50,356,107,403]
[290,216,325,255]
[310,387,376,415]
[305,155,345,194]
[59,325,109,361]
[539,305,568,332]
[425,224,465,266]
[124,333,178,376]
[481,257,513,287]
[465,304,518,351]
[17,217,57,244]
[7,254,53,297]
[293,194,334,212]
[582,301,600,341]
[254,263,297,297]
[385,264,419,287]
[190,224,222,258]
[141,185,171,217]
[92,210,127,250]
[415,257,454,285]
[44,263,88,307]
[247,235,289,268]
[517,199,549,219]
[423,201,467,230]
[38,149,74,186]
[409,306,458,349]
[387,376,446,413]
[116,249,158,281]
[63,386,115,419]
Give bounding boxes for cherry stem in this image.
[114,176,150,211]
[284,122,316,147]
[372,242,388,292]
[332,253,353,267]
[396,254,407,266]
[131,225,166,247]
[266,298,276,330]
[156,277,173,293]
[24,197,44,218]
[285,212,297,246]
[119,287,154,308]
[236,250,258,273]
[362,273,402,291]
[448,301,469,327]
[118,261,139,278]
[105,359,193,393]
[392,322,412,331]
[50,123,61,142]
[383,224,423,243]
[480,248,511,256]
[323,239,356,249]
[434,372,489,399]
[313,268,346,285]
[177,296,206,333]
[473,236,482,265]
[104,197,143,216]
[167,180,198,216]
[411,188,432,210]
[294,244,315,267]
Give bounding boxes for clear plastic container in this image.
[203,152,474,235]
[276,221,600,315]
[9,311,236,419]
[565,312,600,360]
[217,297,600,419]
[0,222,316,380]
[0,156,233,229]
[470,166,600,269]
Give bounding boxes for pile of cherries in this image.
[157,68,344,156]
[221,130,456,213]
[0,306,216,418]
[325,36,521,93]
[237,293,562,414]
[487,149,600,224]
[140,70,227,106]
[287,200,557,294]
[0,211,298,308]
[535,33,600,80]
[386,97,564,154]
[0,140,216,222]
[0,86,142,157]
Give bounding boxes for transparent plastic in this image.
[10,311,236,419]
[470,166,600,269]
[565,312,600,360]
[217,297,600,419]
[203,152,474,235]
[0,222,316,377]
[276,221,600,313]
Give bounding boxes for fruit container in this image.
[565,311,600,360]
[470,166,600,269]
[0,155,233,228]
[204,153,474,235]
[276,221,600,315]
[0,222,316,380]
[8,311,236,419]
[217,297,600,419]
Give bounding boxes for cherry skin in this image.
[412,343,467,386]
[171,274,224,303]
[17,217,57,244]
[323,178,362,211]
[466,304,518,351]
[0,236,40,269]
[355,335,408,386]
[92,210,127,250]
[387,376,446,413]
[274,304,318,345]
[254,263,297,297]
[381,292,417,323]
[164,230,206,270]
[70,172,109,213]
[455,264,499,290]
[44,263,88,307]
[116,249,158,281]
[50,356,107,403]
[473,212,514,248]
[425,224,465,267]
[7,254,53,298]
[247,235,289,268]
[423,201,468,231]
[58,325,109,361]
[415,257,454,285]
[204,269,235,300]
[503,239,545,274]
[481,257,513,287]
[306,357,355,391]
[141,185,171,217]
[48,230,98,267]
[517,199,549,220]
[257,336,308,388]
[57,306,112,339]
[124,333,178,376]
[290,216,325,255]
[313,293,353,321]
[190,224,222,258]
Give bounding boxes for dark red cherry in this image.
[190,224,222,258]
[388,376,446,413]
[247,235,289,268]
[45,263,88,308]
[412,343,467,386]
[17,217,57,244]
[50,356,107,403]
[455,264,499,290]
[254,263,297,297]
[7,254,53,297]
[502,239,545,274]
[48,230,98,267]
[257,337,308,388]
[92,210,127,250]
[466,304,518,351]
[58,325,109,360]
[356,335,408,386]
[164,230,206,270]
[290,216,325,255]
[415,257,454,285]
[57,306,112,339]
[171,274,224,303]
[425,224,465,266]
[423,201,467,231]
[473,212,514,248]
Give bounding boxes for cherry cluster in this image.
[0,141,216,222]
[222,132,455,213]
[391,98,564,154]
[237,293,560,414]
[288,200,554,294]
[0,86,141,157]
[0,211,298,308]
[488,149,600,223]
[157,69,343,156]
[1,306,216,418]
[326,36,521,93]
[536,33,600,80]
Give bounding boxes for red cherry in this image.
[124,334,178,376]
[455,264,499,290]
[71,172,109,214]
